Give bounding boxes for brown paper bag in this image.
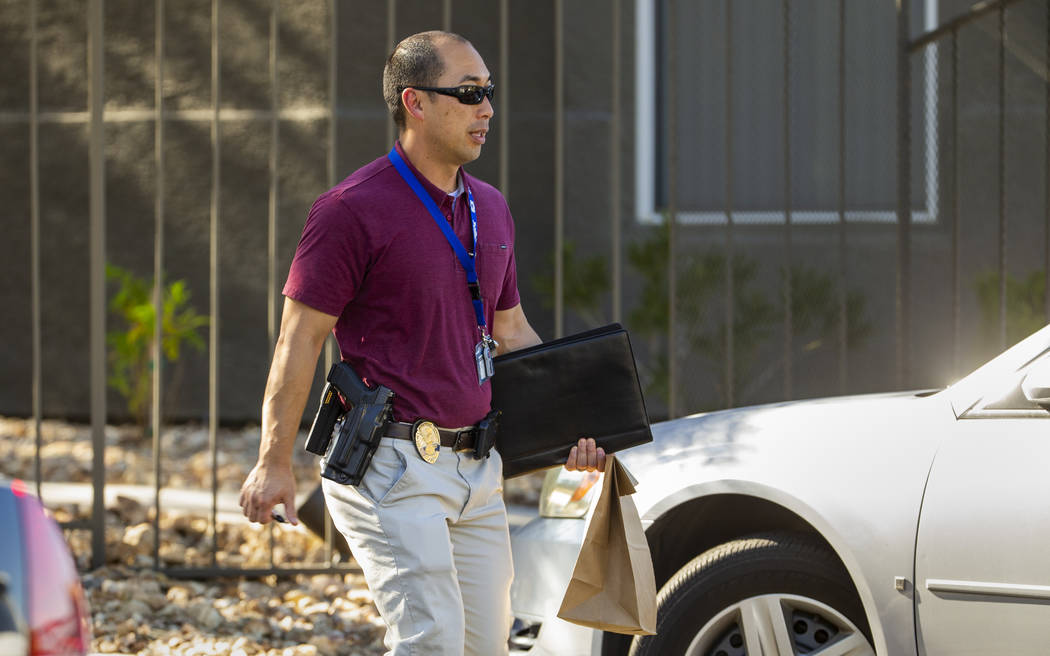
[556,454,657,635]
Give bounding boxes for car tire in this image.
[627,532,874,656]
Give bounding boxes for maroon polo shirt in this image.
[283,142,520,428]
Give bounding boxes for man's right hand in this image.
[239,461,299,525]
[243,298,337,526]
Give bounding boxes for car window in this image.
[0,491,24,629]
[0,581,18,632]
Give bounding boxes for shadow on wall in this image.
[533,221,874,415]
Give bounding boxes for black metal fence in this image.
[909,0,1050,376]
[5,0,1049,575]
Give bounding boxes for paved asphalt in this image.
[42,481,536,528]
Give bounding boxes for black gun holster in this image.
[304,362,394,486]
[472,409,501,460]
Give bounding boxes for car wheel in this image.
[628,532,874,656]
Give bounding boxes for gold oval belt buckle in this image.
[411,419,441,463]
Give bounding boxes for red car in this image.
[0,479,91,656]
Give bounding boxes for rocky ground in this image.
[1,416,547,655]
[81,565,387,656]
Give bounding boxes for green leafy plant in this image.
[625,221,871,411]
[106,264,208,430]
[684,253,779,405]
[974,269,1046,352]
[729,263,872,405]
[625,221,728,404]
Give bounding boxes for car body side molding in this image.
[926,579,1050,601]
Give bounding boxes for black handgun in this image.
[304,362,394,486]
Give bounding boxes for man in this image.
[239,31,605,656]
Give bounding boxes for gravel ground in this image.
[82,566,387,656]
[1,416,547,655]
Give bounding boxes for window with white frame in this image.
[635,0,939,225]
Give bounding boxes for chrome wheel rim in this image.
[685,593,875,656]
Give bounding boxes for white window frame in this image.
[634,0,940,226]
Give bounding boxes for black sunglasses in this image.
[408,83,495,105]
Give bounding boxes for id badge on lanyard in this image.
[474,335,497,384]
[388,148,498,384]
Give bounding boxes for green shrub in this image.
[625,222,871,410]
[106,264,208,429]
[974,269,1046,352]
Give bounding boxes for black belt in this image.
[385,422,478,450]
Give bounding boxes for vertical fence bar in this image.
[88,0,107,570]
[152,0,165,569]
[328,0,337,194]
[323,0,339,565]
[268,0,279,381]
[443,0,452,31]
[998,3,1007,349]
[209,0,221,568]
[725,0,735,408]
[30,0,42,500]
[387,0,396,145]
[554,0,564,338]
[952,30,961,376]
[611,0,622,323]
[782,0,793,401]
[837,0,848,393]
[326,0,338,376]
[897,0,912,389]
[499,0,509,200]
[667,0,679,417]
[268,0,279,570]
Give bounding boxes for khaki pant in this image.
[322,437,513,656]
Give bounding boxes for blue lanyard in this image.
[388,147,487,332]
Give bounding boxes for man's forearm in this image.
[498,323,541,354]
[492,304,542,355]
[258,332,327,466]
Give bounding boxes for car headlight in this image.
[538,467,602,518]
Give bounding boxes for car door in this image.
[915,351,1050,655]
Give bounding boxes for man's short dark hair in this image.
[383,30,471,130]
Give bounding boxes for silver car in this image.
[509,325,1050,656]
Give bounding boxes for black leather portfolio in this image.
[491,323,653,478]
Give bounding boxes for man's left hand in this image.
[565,437,606,472]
